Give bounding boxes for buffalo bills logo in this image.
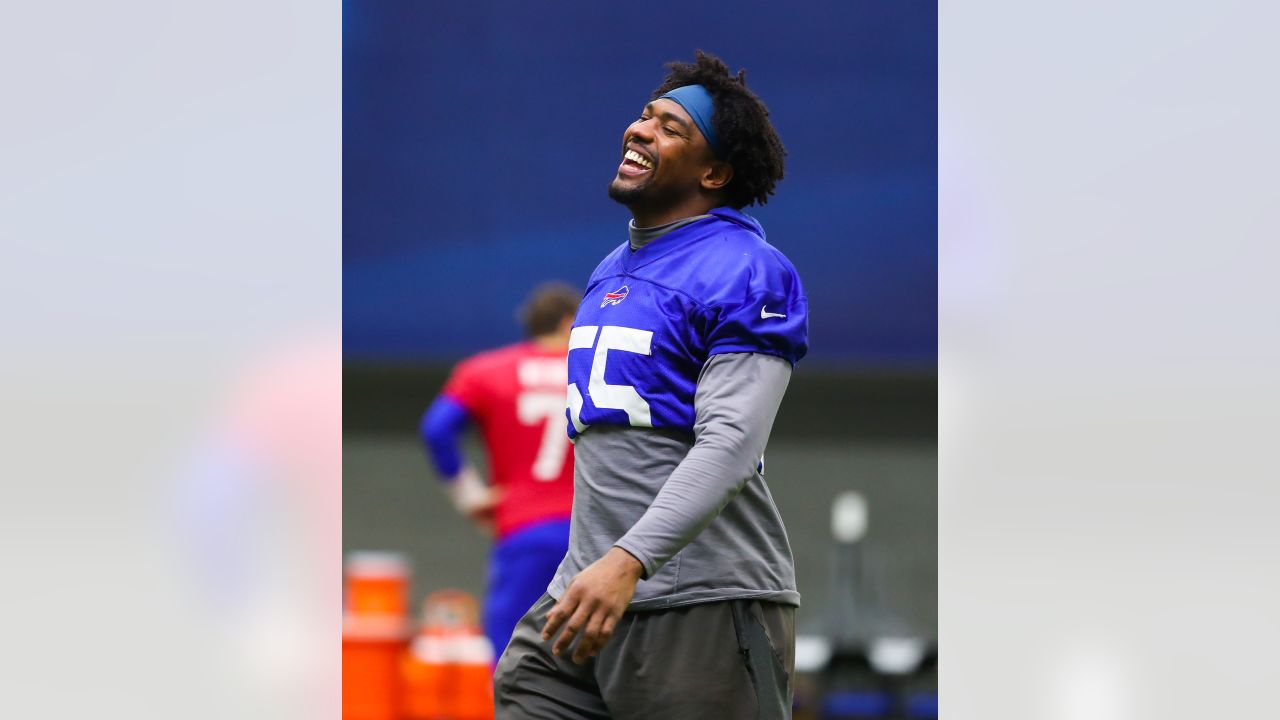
[600,285,630,308]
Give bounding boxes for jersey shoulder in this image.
[667,217,805,308]
[691,213,809,364]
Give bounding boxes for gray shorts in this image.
[494,593,795,720]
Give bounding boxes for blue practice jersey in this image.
[566,207,808,440]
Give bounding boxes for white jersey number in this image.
[516,359,571,481]
[567,325,653,433]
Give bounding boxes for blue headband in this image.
[658,84,722,158]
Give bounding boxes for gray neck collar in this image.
[628,214,712,251]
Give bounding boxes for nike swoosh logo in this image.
[760,306,787,319]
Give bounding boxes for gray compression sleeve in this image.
[613,352,793,579]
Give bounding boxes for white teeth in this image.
[624,149,653,169]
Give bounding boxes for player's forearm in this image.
[614,353,792,579]
[419,395,471,478]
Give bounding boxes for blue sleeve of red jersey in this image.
[705,249,809,365]
[419,395,472,480]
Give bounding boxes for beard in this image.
[607,175,653,206]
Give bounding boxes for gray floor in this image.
[343,435,936,638]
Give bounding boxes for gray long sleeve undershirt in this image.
[612,352,792,578]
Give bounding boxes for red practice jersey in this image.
[442,341,574,538]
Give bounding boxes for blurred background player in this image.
[419,282,581,658]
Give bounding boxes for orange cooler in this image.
[343,551,412,720]
[401,590,495,720]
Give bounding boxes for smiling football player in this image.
[495,51,809,720]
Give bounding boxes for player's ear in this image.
[700,160,733,192]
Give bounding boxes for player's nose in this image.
[627,117,656,144]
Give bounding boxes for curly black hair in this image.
[652,50,786,209]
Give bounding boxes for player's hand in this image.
[447,466,502,533]
[541,547,644,664]
[463,493,501,535]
